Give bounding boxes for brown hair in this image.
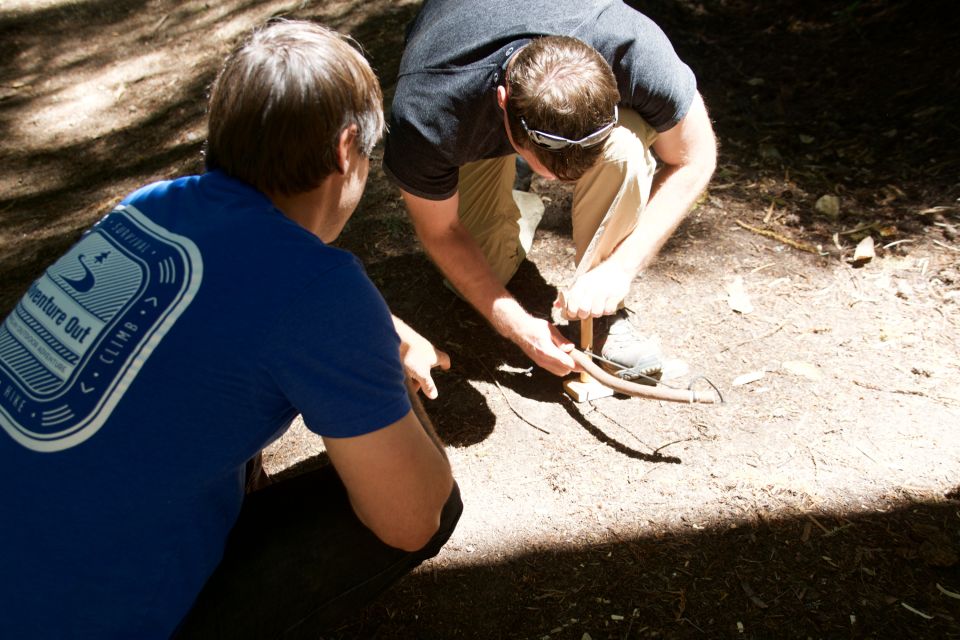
[205,20,384,196]
[506,36,619,181]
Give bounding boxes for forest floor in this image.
[2,0,959,638]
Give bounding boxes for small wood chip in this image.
[853,236,875,264]
[733,371,765,386]
[726,276,754,314]
[782,361,823,381]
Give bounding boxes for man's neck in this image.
[267,182,337,241]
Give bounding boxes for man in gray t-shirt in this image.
[384,0,717,382]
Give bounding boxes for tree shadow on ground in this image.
[633,0,960,241]
[325,495,960,639]
[0,0,422,315]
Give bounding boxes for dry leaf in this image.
[853,236,875,263]
[726,276,754,314]
[782,360,822,380]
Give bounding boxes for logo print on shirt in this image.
[0,205,203,452]
[59,254,97,293]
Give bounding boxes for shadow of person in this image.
[366,253,680,463]
[364,253,497,448]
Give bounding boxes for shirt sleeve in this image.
[588,3,698,132]
[263,258,411,438]
[383,79,461,201]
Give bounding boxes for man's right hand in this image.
[498,301,577,377]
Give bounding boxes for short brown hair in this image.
[506,36,619,181]
[205,20,385,196]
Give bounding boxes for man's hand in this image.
[508,311,578,377]
[401,336,451,400]
[555,259,632,321]
[393,315,451,399]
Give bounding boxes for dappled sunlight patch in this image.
[25,52,170,147]
[0,0,76,15]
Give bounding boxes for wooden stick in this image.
[564,317,615,402]
[579,316,593,383]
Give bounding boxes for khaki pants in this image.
[457,108,658,284]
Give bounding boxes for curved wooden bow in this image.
[569,349,720,404]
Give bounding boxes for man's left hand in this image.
[401,334,451,399]
[555,260,632,320]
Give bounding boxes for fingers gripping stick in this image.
[563,316,615,402]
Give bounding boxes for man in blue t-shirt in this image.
[0,20,461,638]
[384,0,718,384]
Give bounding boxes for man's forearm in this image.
[607,159,714,277]
[407,202,528,337]
[402,189,576,376]
[423,230,538,342]
[606,92,717,277]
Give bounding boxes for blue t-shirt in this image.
[0,172,411,638]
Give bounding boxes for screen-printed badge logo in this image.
[0,205,202,452]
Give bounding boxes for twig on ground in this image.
[853,445,880,465]
[475,356,552,434]
[716,322,785,355]
[807,514,832,535]
[735,219,823,255]
[901,602,934,619]
[853,379,958,406]
[489,375,551,434]
[679,617,705,633]
[933,239,960,252]
[937,583,960,600]
[592,406,647,449]
[653,438,695,455]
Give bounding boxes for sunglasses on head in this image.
[519,105,619,151]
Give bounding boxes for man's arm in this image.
[392,315,450,399]
[560,92,718,319]
[401,189,576,376]
[323,405,453,552]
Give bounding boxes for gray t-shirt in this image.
[383,0,697,200]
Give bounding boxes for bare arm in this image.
[392,315,450,399]
[401,189,576,376]
[561,92,718,319]
[323,407,453,552]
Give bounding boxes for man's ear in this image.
[496,85,508,110]
[335,124,359,175]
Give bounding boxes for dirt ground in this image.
[2,0,959,638]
